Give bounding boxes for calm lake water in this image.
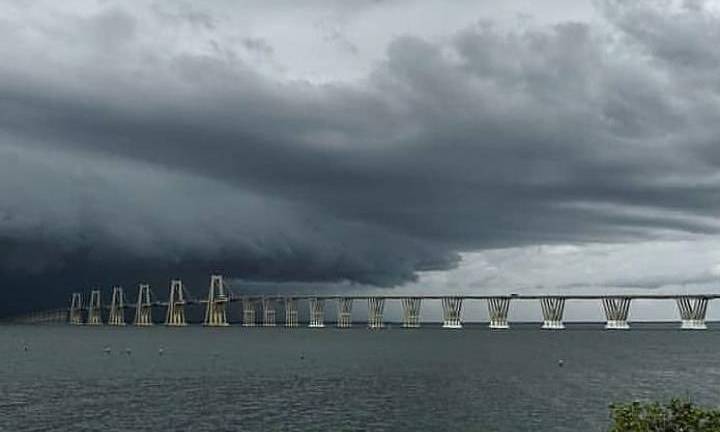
[1,323,719,431]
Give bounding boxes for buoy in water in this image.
[558,359,564,367]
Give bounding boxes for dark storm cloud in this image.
[1,1,720,314]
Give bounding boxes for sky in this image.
[2,0,720,319]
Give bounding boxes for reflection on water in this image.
[1,323,719,431]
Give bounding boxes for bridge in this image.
[10,274,718,330]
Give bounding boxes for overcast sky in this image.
[2,0,720,319]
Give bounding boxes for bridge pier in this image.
[602,297,631,329]
[242,297,256,327]
[401,298,422,328]
[441,297,463,328]
[309,298,325,328]
[488,297,510,329]
[134,284,154,326]
[263,298,276,327]
[108,286,126,326]
[285,297,298,327]
[368,297,385,329]
[540,297,565,329]
[165,280,186,326]
[69,292,83,325]
[204,275,229,326]
[86,290,102,325]
[676,296,708,330]
[337,297,353,328]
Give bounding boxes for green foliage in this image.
[609,399,720,432]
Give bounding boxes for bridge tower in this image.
[242,297,256,327]
[165,280,186,326]
[676,296,708,330]
[540,297,565,329]
[441,297,463,328]
[401,297,422,328]
[488,297,510,329]
[263,298,276,327]
[86,290,102,325]
[337,297,353,328]
[368,297,385,329]
[69,292,83,325]
[308,298,325,328]
[602,297,631,329]
[134,284,154,326]
[204,275,229,326]
[284,297,298,327]
[108,286,126,326]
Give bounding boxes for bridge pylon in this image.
[540,297,565,330]
[488,297,510,329]
[86,290,103,325]
[676,296,708,330]
[284,297,298,327]
[602,297,631,329]
[263,298,276,327]
[368,297,385,329]
[134,284,154,326]
[401,298,422,328]
[337,298,353,328]
[242,297,256,327]
[108,286,126,326]
[69,292,83,325]
[308,298,325,328]
[441,297,463,329]
[204,275,229,326]
[165,280,186,326]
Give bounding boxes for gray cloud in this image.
[1,1,720,314]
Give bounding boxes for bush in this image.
[609,399,720,431]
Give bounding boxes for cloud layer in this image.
[2,1,720,314]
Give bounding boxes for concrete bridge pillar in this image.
[676,296,708,330]
[309,298,325,328]
[540,297,565,329]
[242,297,256,327]
[108,286,126,326]
[602,297,631,329]
[488,297,510,329]
[401,297,422,328]
[441,297,463,329]
[368,297,385,329]
[134,284,154,326]
[69,292,83,325]
[263,298,276,327]
[284,297,298,327]
[337,297,353,328]
[86,290,103,325]
[165,280,186,326]
[204,275,229,326]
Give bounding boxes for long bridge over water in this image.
[11,275,718,330]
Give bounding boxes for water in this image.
[1,323,719,431]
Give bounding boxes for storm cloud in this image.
[2,0,720,315]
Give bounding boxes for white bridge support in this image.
[204,275,229,326]
[69,292,83,325]
[86,290,102,325]
[441,297,463,329]
[602,297,631,330]
[488,297,510,329]
[676,296,708,330]
[540,297,565,330]
[263,298,276,327]
[165,280,186,326]
[242,297,257,327]
[108,286,126,326]
[285,297,298,327]
[368,297,385,329]
[401,298,422,328]
[309,298,325,328]
[337,297,353,328]
[134,284,154,326]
